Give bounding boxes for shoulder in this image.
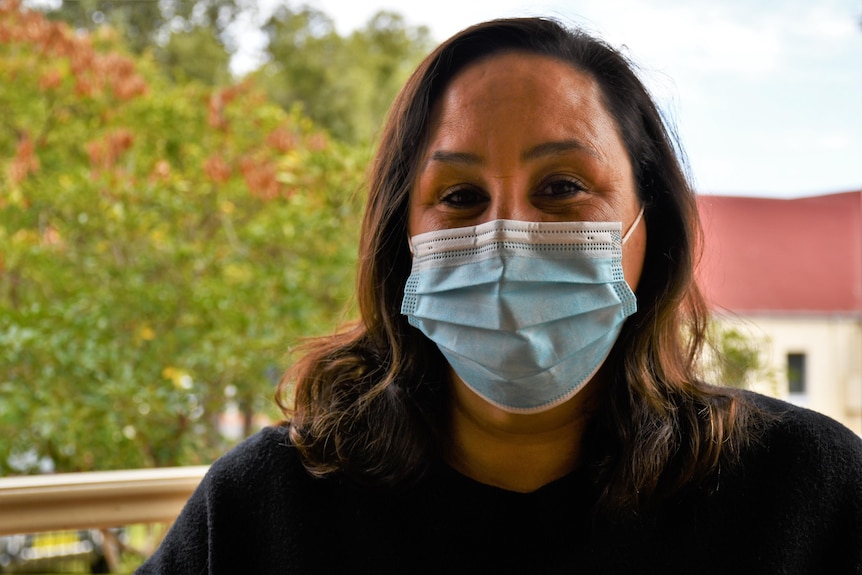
[137,425,327,573]
[200,423,313,502]
[679,391,862,572]
[730,391,862,525]
[740,390,862,469]
[208,424,298,477]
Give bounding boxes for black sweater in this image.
[137,394,862,574]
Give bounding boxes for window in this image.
[787,353,806,395]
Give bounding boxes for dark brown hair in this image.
[277,17,757,512]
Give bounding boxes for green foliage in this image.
[42,0,241,53]
[158,25,232,86]
[32,0,434,140]
[258,6,433,142]
[0,2,366,474]
[39,0,239,86]
[43,0,166,54]
[702,322,774,390]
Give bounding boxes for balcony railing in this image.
[0,466,208,536]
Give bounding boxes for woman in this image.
[138,17,862,574]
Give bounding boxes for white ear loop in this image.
[622,206,645,245]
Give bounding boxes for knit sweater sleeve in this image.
[134,469,210,574]
[134,425,314,575]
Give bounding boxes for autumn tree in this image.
[36,0,435,140]
[37,0,240,85]
[0,0,366,474]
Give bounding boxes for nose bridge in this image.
[486,176,537,221]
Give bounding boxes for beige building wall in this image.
[713,314,862,436]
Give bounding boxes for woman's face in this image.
[409,51,646,291]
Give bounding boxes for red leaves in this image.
[8,133,39,185]
[38,69,62,91]
[266,126,297,153]
[203,154,232,184]
[307,132,328,152]
[0,0,148,102]
[207,84,245,130]
[239,156,280,201]
[85,129,135,174]
[98,54,148,101]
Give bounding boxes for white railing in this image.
[0,466,208,536]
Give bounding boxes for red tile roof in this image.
[696,191,862,314]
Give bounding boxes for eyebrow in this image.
[425,139,600,168]
[522,139,600,161]
[426,150,483,166]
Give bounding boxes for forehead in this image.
[442,51,597,103]
[427,51,621,151]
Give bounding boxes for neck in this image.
[445,372,603,493]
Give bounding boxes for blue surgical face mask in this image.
[400,209,643,414]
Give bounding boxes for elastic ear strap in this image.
[622,206,645,245]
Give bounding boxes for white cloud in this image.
[571,0,784,74]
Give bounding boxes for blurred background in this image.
[1,0,860,571]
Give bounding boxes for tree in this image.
[0,0,366,474]
[35,0,240,85]
[40,0,165,55]
[701,321,775,391]
[258,6,432,142]
[33,1,436,136]
[159,24,232,85]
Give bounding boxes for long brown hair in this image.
[277,17,758,511]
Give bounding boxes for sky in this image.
[238,0,862,198]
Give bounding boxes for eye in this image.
[439,186,489,209]
[535,177,587,199]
